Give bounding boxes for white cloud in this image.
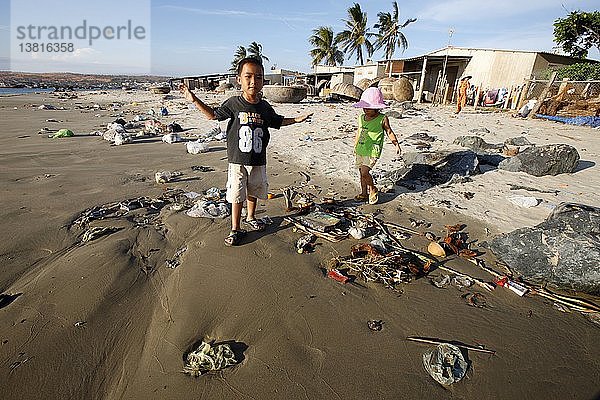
[158,5,327,23]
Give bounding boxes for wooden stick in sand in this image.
[406,336,496,355]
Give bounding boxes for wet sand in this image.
[0,90,598,399]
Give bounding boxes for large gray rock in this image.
[453,136,503,153]
[487,203,600,294]
[498,144,580,176]
[401,150,479,185]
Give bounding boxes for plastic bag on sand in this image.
[187,140,209,154]
[186,200,230,218]
[423,344,468,386]
[182,340,237,377]
[52,129,74,138]
[162,133,181,144]
[103,128,118,141]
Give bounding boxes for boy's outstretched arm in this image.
[281,112,313,126]
[382,115,401,154]
[180,84,217,120]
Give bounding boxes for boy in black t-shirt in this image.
[180,57,312,246]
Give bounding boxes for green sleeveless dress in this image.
[355,113,385,158]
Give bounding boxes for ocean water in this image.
[0,87,56,95]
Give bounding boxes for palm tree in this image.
[230,45,247,72]
[374,2,416,58]
[309,26,345,67]
[335,3,374,65]
[247,41,270,64]
[374,1,416,74]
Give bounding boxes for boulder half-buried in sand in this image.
[392,77,414,102]
[331,83,363,101]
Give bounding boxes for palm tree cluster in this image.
[308,1,416,67]
[230,41,270,72]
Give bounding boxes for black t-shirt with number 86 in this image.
[214,96,284,166]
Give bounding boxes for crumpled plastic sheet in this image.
[423,343,468,385]
[182,341,237,377]
[185,200,230,219]
[536,114,600,128]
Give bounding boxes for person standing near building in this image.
[455,75,472,114]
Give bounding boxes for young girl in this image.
[353,87,401,205]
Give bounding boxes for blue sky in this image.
[1,0,599,76]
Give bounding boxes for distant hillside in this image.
[0,71,172,89]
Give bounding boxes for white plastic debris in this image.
[106,122,125,133]
[162,133,182,144]
[186,140,209,154]
[507,195,540,208]
[423,344,468,386]
[113,132,133,146]
[185,200,230,218]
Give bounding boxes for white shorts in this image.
[226,163,268,203]
[355,154,379,169]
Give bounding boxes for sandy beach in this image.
[0,89,599,399]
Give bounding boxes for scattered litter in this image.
[349,224,367,239]
[185,200,230,219]
[38,104,57,110]
[452,276,474,290]
[553,302,571,313]
[205,187,222,201]
[160,106,169,116]
[155,171,182,184]
[187,140,210,154]
[431,274,451,288]
[507,194,540,208]
[462,292,487,308]
[296,233,317,253]
[427,241,446,258]
[162,133,182,144]
[183,192,202,199]
[327,268,350,283]
[422,343,469,386]
[367,320,383,331]
[182,340,237,377]
[295,211,341,233]
[81,226,120,242]
[409,218,430,228]
[166,245,188,269]
[494,277,529,296]
[191,165,214,172]
[113,132,133,145]
[51,129,74,138]
[74,321,87,327]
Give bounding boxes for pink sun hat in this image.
[352,87,387,109]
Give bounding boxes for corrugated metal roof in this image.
[381,46,598,63]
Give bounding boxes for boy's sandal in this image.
[244,218,266,232]
[354,194,368,201]
[224,230,246,247]
[368,191,379,205]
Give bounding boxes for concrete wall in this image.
[331,72,355,87]
[353,64,384,84]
